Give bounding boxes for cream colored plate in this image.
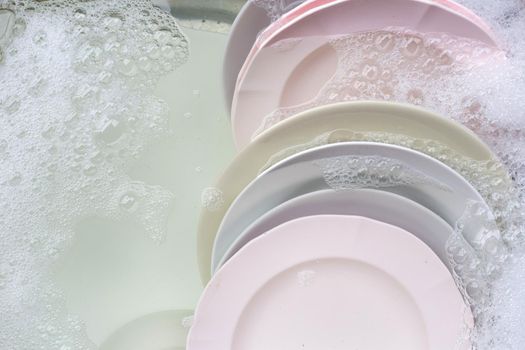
[196,100,499,283]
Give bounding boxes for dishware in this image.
[223,0,312,111]
[99,309,193,350]
[212,141,492,277]
[223,0,497,112]
[197,101,499,283]
[189,215,471,350]
[231,0,502,148]
[223,3,271,112]
[213,188,453,272]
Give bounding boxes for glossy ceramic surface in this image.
[190,215,471,350]
[214,188,453,272]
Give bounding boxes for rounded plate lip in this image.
[99,309,192,350]
[210,140,490,277]
[231,0,502,149]
[213,188,453,273]
[223,2,270,113]
[189,215,471,350]
[197,101,499,284]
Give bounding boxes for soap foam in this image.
[0,0,187,348]
[251,0,306,22]
[201,187,225,212]
[315,154,452,192]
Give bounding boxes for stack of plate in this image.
[188,1,509,349]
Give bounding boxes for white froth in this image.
[315,154,451,191]
[200,187,225,212]
[251,0,306,22]
[0,0,187,348]
[297,269,316,287]
[180,315,194,329]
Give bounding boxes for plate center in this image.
[280,42,337,108]
[232,258,428,350]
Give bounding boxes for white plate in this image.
[190,215,471,350]
[214,188,453,272]
[211,141,495,276]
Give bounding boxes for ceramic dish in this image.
[99,309,192,350]
[213,188,453,272]
[189,215,471,350]
[211,141,494,277]
[242,0,499,81]
[232,0,502,148]
[223,0,496,112]
[197,101,500,283]
[223,2,271,112]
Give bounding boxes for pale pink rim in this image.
[188,215,471,350]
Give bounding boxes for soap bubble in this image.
[201,187,224,212]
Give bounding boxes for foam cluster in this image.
[0,0,187,348]
[252,0,306,22]
[201,187,225,212]
[315,154,451,191]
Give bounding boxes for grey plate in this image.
[223,1,268,112]
[211,141,493,275]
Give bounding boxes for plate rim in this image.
[213,187,453,272]
[210,140,489,277]
[190,215,470,350]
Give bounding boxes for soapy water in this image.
[252,0,306,22]
[0,0,188,349]
[249,0,525,348]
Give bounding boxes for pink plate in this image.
[187,215,471,350]
[224,0,497,112]
[239,0,499,83]
[232,0,502,149]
